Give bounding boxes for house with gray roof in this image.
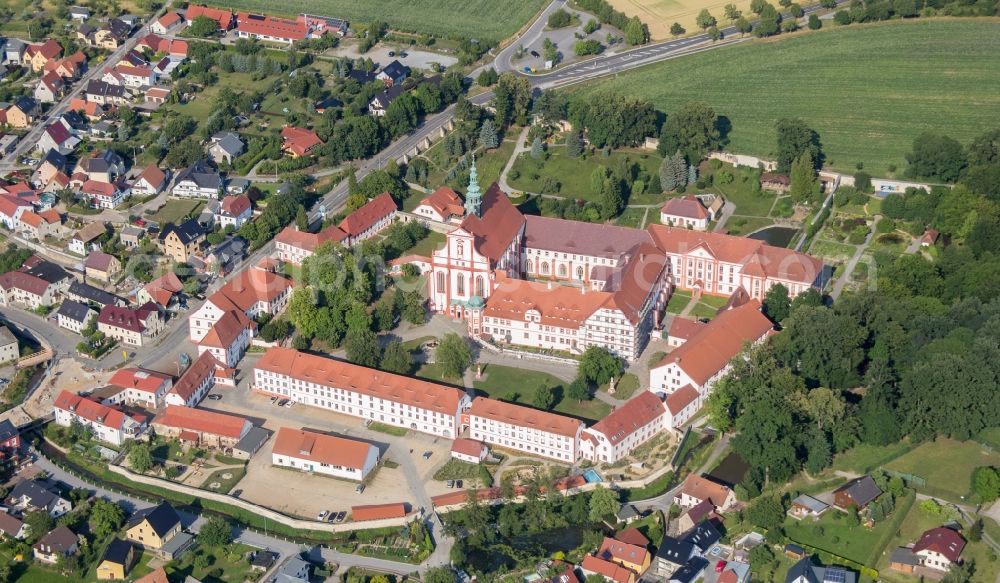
[833,475,882,510]
[785,557,856,583]
[789,494,829,520]
[172,160,221,199]
[207,131,244,165]
[56,299,96,334]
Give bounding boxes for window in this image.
[475,275,485,297]
[541,262,550,275]
[456,273,465,296]
[558,264,567,277]
[436,271,445,293]
[576,266,584,280]
[526,259,533,273]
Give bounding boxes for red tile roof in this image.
[668,316,706,342]
[28,40,63,60]
[209,267,292,313]
[157,11,182,28]
[274,224,347,252]
[169,351,227,403]
[339,192,396,237]
[469,397,582,438]
[108,368,172,394]
[185,5,233,29]
[597,537,649,571]
[581,555,634,583]
[588,391,665,446]
[256,347,466,414]
[0,194,32,218]
[661,195,710,221]
[0,271,51,296]
[153,405,250,439]
[459,183,525,262]
[236,12,308,41]
[677,474,733,508]
[143,272,183,306]
[273,427,377,470]
[54,390,136,429]
[914,527,965,563]
[280,126,323,156]
[97,304,151,334]
[666,385,700,416]
[135,567,169,583]
[419,186,465,219]
[199,309,252,349]
[220,194,250,217]
[450,438,486,458]
[351,503,408,522]
[654,301,773,385]
[81,180,117,197]
[614,528,649,548]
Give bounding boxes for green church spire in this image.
[465,156,482,217]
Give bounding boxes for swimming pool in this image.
[583,469,603,483]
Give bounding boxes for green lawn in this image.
[403,231,445,257]
[575,20,1000,175]
[613,207,649,228]
[978,427,1000,449]
[149,200,205,225]
[810,239,857,263]
[783,508,894,566]
[165,543,257,583]
[474,364,611,423]
[699,163,778,217]
[724,215,774,236]
[832,440,915,474]
[509,148,664,204]
[201,466,246,494]
[885,438,1000,501]
[666,289,693,313]
[432,458,481,481]
[204,0,547,42]
[369,421,409,436]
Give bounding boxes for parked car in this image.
[388,50,395,57]
[355,484,365,494]
[269,396,278,404]
[422,451,432,459]
[334,511,347,522]
[446,480,454,489]
[277,399,288,407]
[285,400,294,408]
[715,561,726,573]
[317,510,329,521]
[455,480,463,489]
[530,50,540,57]
[207,394,222,400]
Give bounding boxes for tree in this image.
[533,385,556,410]
[198,516,232,547]
[188,15,219,37]
[670,22,686,36]
[724,3,742,20]
[854,171,872,192]
[972,466,1000,502]
[751,0,769,12]
[424,567,458,583]
[568,377,591,402]
[696,9,717,29]
[763,283,791,322]
[476,68,498,87]
[574,39,603,56]
[345,329,380,368]
[658,101,721,163]
[905,133,967,183]
[566,129,584,158]
[579,346,623,387]
[547,8,573,28]
[23,510,53,542]
[789,152,818,201]
[747,494,786,530]
[659,154,677,192]
[530,136,544,159]
[128,443,153,474]
[437,333,471,379]
[736,17,753,34]
[479,119,499,150]
[808,13,822,29]
[624,16,648,45]
[295,205,309,231]
[492,73,531,128]
[776,117,822,173]
[380,340,412,375]
[672,151,689,191]
[588,486,619,522]
[708,26,722,41]
[90,499,125,539]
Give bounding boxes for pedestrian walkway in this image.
[497,126,531,194]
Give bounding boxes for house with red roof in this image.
[106,367,173,409]
[236,13,309,44]
[17,209,61,241]
[272,427,380,480]
[151,11,183,34]
[165,351,232,407]
[185,5,234,30]
[338,192,396,246]
[152,405,252,449]
[81,179,129,209]
[97,303,163,347]
[137,272,183,308]
[674,474,737,512]
[660,195,711,231]
[351,503,408,522]
[666,316,706,348]
[273,224,346,265]
[0,270,59,309]
[217,194,252,229]
[581,391,666,464]
[468,397,583,463]
[0,194,32,230]
[131,164,168,196]
[913,526,965,571]
[597,536,651,575]
[581,554,636,583]
[280,126,323,158]
[188,264,290,350]
[34,71,65,103]
[196,307,254,367]
[25,40,63,72]
[53,390,147,445]
[84,251,122,283]
[413,186,465,224]
[450,438,488,464]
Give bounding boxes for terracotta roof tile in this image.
[280,126,322,156]
[108,368,172,394]
[273,427,376,470]
[419,186,465,219]
[351,503,407,522]
[588,391,664,445]
[459,183,525,262]
[677,474,732,508]
[469,397,582,438]
[153,405,249,439]
[666,385,700,415]
[661,195,710,221]
[339,192,396,237]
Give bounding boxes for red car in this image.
[715,560,726,573]
[133,218,146,227]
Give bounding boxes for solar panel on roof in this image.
[824,567,847,583]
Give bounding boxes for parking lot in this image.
[202,367,459,520]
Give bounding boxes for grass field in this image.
[784,507,896,566]
[575,20,1000,175]
[605,0,760,39]
[474,364,612,423]
[205,0,547,42]
[509,147,664,204]
[885,438,1000,501]
[832,440,915,474]
[149,199,205,225]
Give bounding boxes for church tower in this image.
[464,157,482,217]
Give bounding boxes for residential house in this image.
[120,225,144,248]
[660,195,711,231]
[185,5,235,30]
[760,173,791,194]
[913,527,965,571]
[580,391,666,464]
[368,84,405,117]
[151,11,183,34]
[36,123,78,157]
[68,222,109,255]
[272,427,380,481]
[675,499,717,534]
[413,186,465,223]
[44,51,86,80]
[159,219,206,263]
[235,13,308,44]
[164,350,232,407]
[920,228,939,247]
[338,191,396,246]
[83,18,131,50]
[25,40,62,72]
[3,40,25,65]
[196,307,253,366]
[596,536,651,575]
[34,71,64,103]
[450,438,488,464]
[273,224,347,264]
[833,475,882,510]
[275,557,311,583]
[125,502,185,553]
[131,164,168,196]
[84,79,129,106]
[81,179,129,209]
[96,539,135,580]
[136,567,170,583]
[53,390,147,445]
[0,194,31,229]
[145,86,171,104]
[68,97,105,120]
[207,131,244,165]
[652,521,721,579]
[84,251,122,283]
[581,555,636,583]
[0,325,18,364]
[8,480,72,517]
[217,194,251,229]
[376,60,410,86]
[32,526,79,564]
[785,558,856,583]
[788,494,829,520]
[673,474,737,512]
[151,405,253,450]
[138,272,184,308]
[105,63,155,88]
[76,149,126,183]
[666,316,706,348]
[0,513,26,540]
[97,303,163,347]
[280,126,323,157]
[67,280,123,308]
[106,367,173,409]
[2,97,38,128]
[69,6,91,21]
[56,299,96,334]
[189,264,292,342]
[172,160,221,198]
[17,209,61,241]
[0,271,58,309]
